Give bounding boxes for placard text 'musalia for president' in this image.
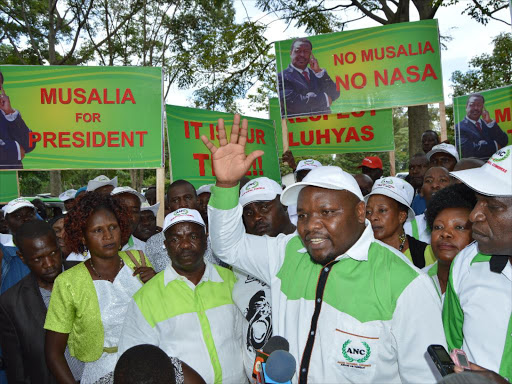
[29,87,148,148]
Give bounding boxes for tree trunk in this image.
[50,171,62,196]
[407,105,430,157]
[129,169,144,191]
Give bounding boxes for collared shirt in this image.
[121,235,146,253]
[423,262,444,303]
[404,213,431,244]
[208,185,446,384]
[40,286,84,381]
[443,242,512,380]
[118,261,245,384]
[466,116,497,128]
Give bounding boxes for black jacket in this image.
[0,273,57,384]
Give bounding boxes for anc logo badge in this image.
[342,339,371,364]
[492,148,510,163]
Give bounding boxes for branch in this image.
[58,0,95,64]
[5,31,28,65]
[378,0,395,20]
[80,0,145,62]
[19,2,45,64]
[350,0,388,24]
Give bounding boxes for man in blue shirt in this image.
[0,198,36,294]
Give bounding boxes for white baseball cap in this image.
[239,177,283,207]
[163,208,205,233]
[59,189,77,202]
[296,159,322,173]
[427,143,460,162]
[196,184,213,196]
[281,166,364,206]
[450,145,512,197]
[87,175,118,192]
[2,198,36,215]
[364,177,416,220]
[141,202,160,216]
[111,186,146,203]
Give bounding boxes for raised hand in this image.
[201,114,264,188]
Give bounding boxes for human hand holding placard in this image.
[201,114,264,188]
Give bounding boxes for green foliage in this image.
[441,0,510,26]
[450,32,512,97]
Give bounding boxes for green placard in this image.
[453,85,511,159]
[0,65,163,170]
[0,171,18,203]
[269,98,394,156]
[166,105,281,188]
[275,19,443,118]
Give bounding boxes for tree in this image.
[450,32,512,97]
[2,0,275,193]
[442,0,510,26]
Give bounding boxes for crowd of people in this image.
[0,113,510,384]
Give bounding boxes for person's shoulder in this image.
[451,242,481,275]
[133,270,165,299]
[146,231,164,245]
[0,273,30,306]
[369,239,420,273]
[55,262,88,286]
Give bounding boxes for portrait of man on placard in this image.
[455,93,509,161]
[277,38,340,118]
[0,69,35,169]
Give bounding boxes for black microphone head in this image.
[266,350,296,383]
[262,336,289,354]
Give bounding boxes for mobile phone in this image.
[427,344,455,376]
[450,348,471,370]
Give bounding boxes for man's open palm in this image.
[201,114,264,188]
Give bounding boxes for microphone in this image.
[262,350,296,384]
[253,336,290,382]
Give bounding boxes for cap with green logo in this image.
[450,145,512,197]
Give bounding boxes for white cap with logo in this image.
[364,177,416,220]
[450,145,512,197]
[163,208,205,232]
[427,143,460,162]
[2,198,36,215]
[87,175,118,192]
[197,184,213,196]
[59,189,77,202]
[239,177,283,207]
[295,159,322,173]
[111,186,146,203]
[141,202,160,216]
[281,166,364,206]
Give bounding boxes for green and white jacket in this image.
[443,242,512,381]
[208,185,446,384]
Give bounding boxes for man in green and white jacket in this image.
[443,145,512,382]
[118,208,245,384]
[202,115,446,384]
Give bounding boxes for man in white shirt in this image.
[202,115,446,383]
[443,145,512,382]
[119,209,245,384]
